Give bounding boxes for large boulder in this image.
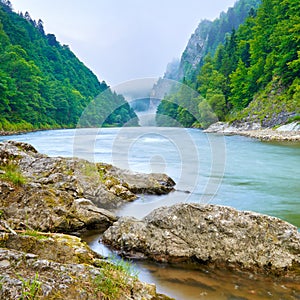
[0,141,175,232]
[103,203,300,274]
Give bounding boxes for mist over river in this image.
[1,127,299,299]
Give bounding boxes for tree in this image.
[37,19,45,35]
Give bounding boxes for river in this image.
[1,127,299,299]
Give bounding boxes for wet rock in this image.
[0,141,175,232]
[103,203,300,274]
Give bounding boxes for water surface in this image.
[1,127,299,227]
[1,127,300,299]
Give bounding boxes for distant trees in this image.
[0,2,137,131]
[157,0,300,128]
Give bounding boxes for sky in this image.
[10,0,236,86]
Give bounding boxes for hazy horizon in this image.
[10,0,236,86]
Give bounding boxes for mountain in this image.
[166,0,261,83]
[0,0,137,132]
[157,0,300,128]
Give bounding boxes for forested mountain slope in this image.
[167,0,261,82]
[157,0,300,128]
[0,0,137,132]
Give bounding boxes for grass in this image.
[0,163,26,185]
[93,255,139,300]
[21,230,49,240]
[108,255,139,279]
[18,273,41,300]
[287,115,300,124]
[81,162,98,177]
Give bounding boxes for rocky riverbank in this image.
[0,140,175,299]
[103,203,300,276]
[0,231,172,299]
[204,121,300,141]
[0,140,175,234]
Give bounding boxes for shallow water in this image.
[83,232,300,300]
[1,127,300,299]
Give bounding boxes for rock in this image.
[0,141,175,232]
[101,163,176,195]
[103,203,300,274]
[204,121,262,133]
[277,121,300,132]
[1,232,101,265]
[0,141,175,299]
[0,184,117,233]
[204,122,300,141]
[0,233,172,300]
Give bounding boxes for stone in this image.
[0,232,174,299]
[103,203,300,274]
[0,141,175,232]
[204,121,300,141]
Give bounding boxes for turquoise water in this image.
[1,127,299,227]
[1,128,300,300]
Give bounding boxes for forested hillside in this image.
[0,0,137,132]
[157,0,300,128]
[169,0,261,82]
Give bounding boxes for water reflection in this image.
[82,232,300,300]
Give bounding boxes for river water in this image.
[1,127,299,299]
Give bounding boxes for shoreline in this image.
[234,129,300,142]
[0,126,69,137]
[204,121,300,142]
[1,124,300,143]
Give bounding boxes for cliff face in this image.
[164,0,261,82]
[177,19,212,81]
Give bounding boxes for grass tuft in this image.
[0,163,26,185]
[93,255,139,300]
[18,273,42,300]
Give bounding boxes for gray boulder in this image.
[103,203,300,274]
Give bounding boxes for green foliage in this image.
[0,2,137,132]
[181,0,261,82]
[287,115,300,123]
[21,230,49,240]
[93,256,138,300]
[198,100,218,128]
[18,273,42,300]
[158,0,300,128]
[0,163,26,185]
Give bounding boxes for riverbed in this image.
[0,127,299,299]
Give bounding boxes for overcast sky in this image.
[10,0,236,86]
